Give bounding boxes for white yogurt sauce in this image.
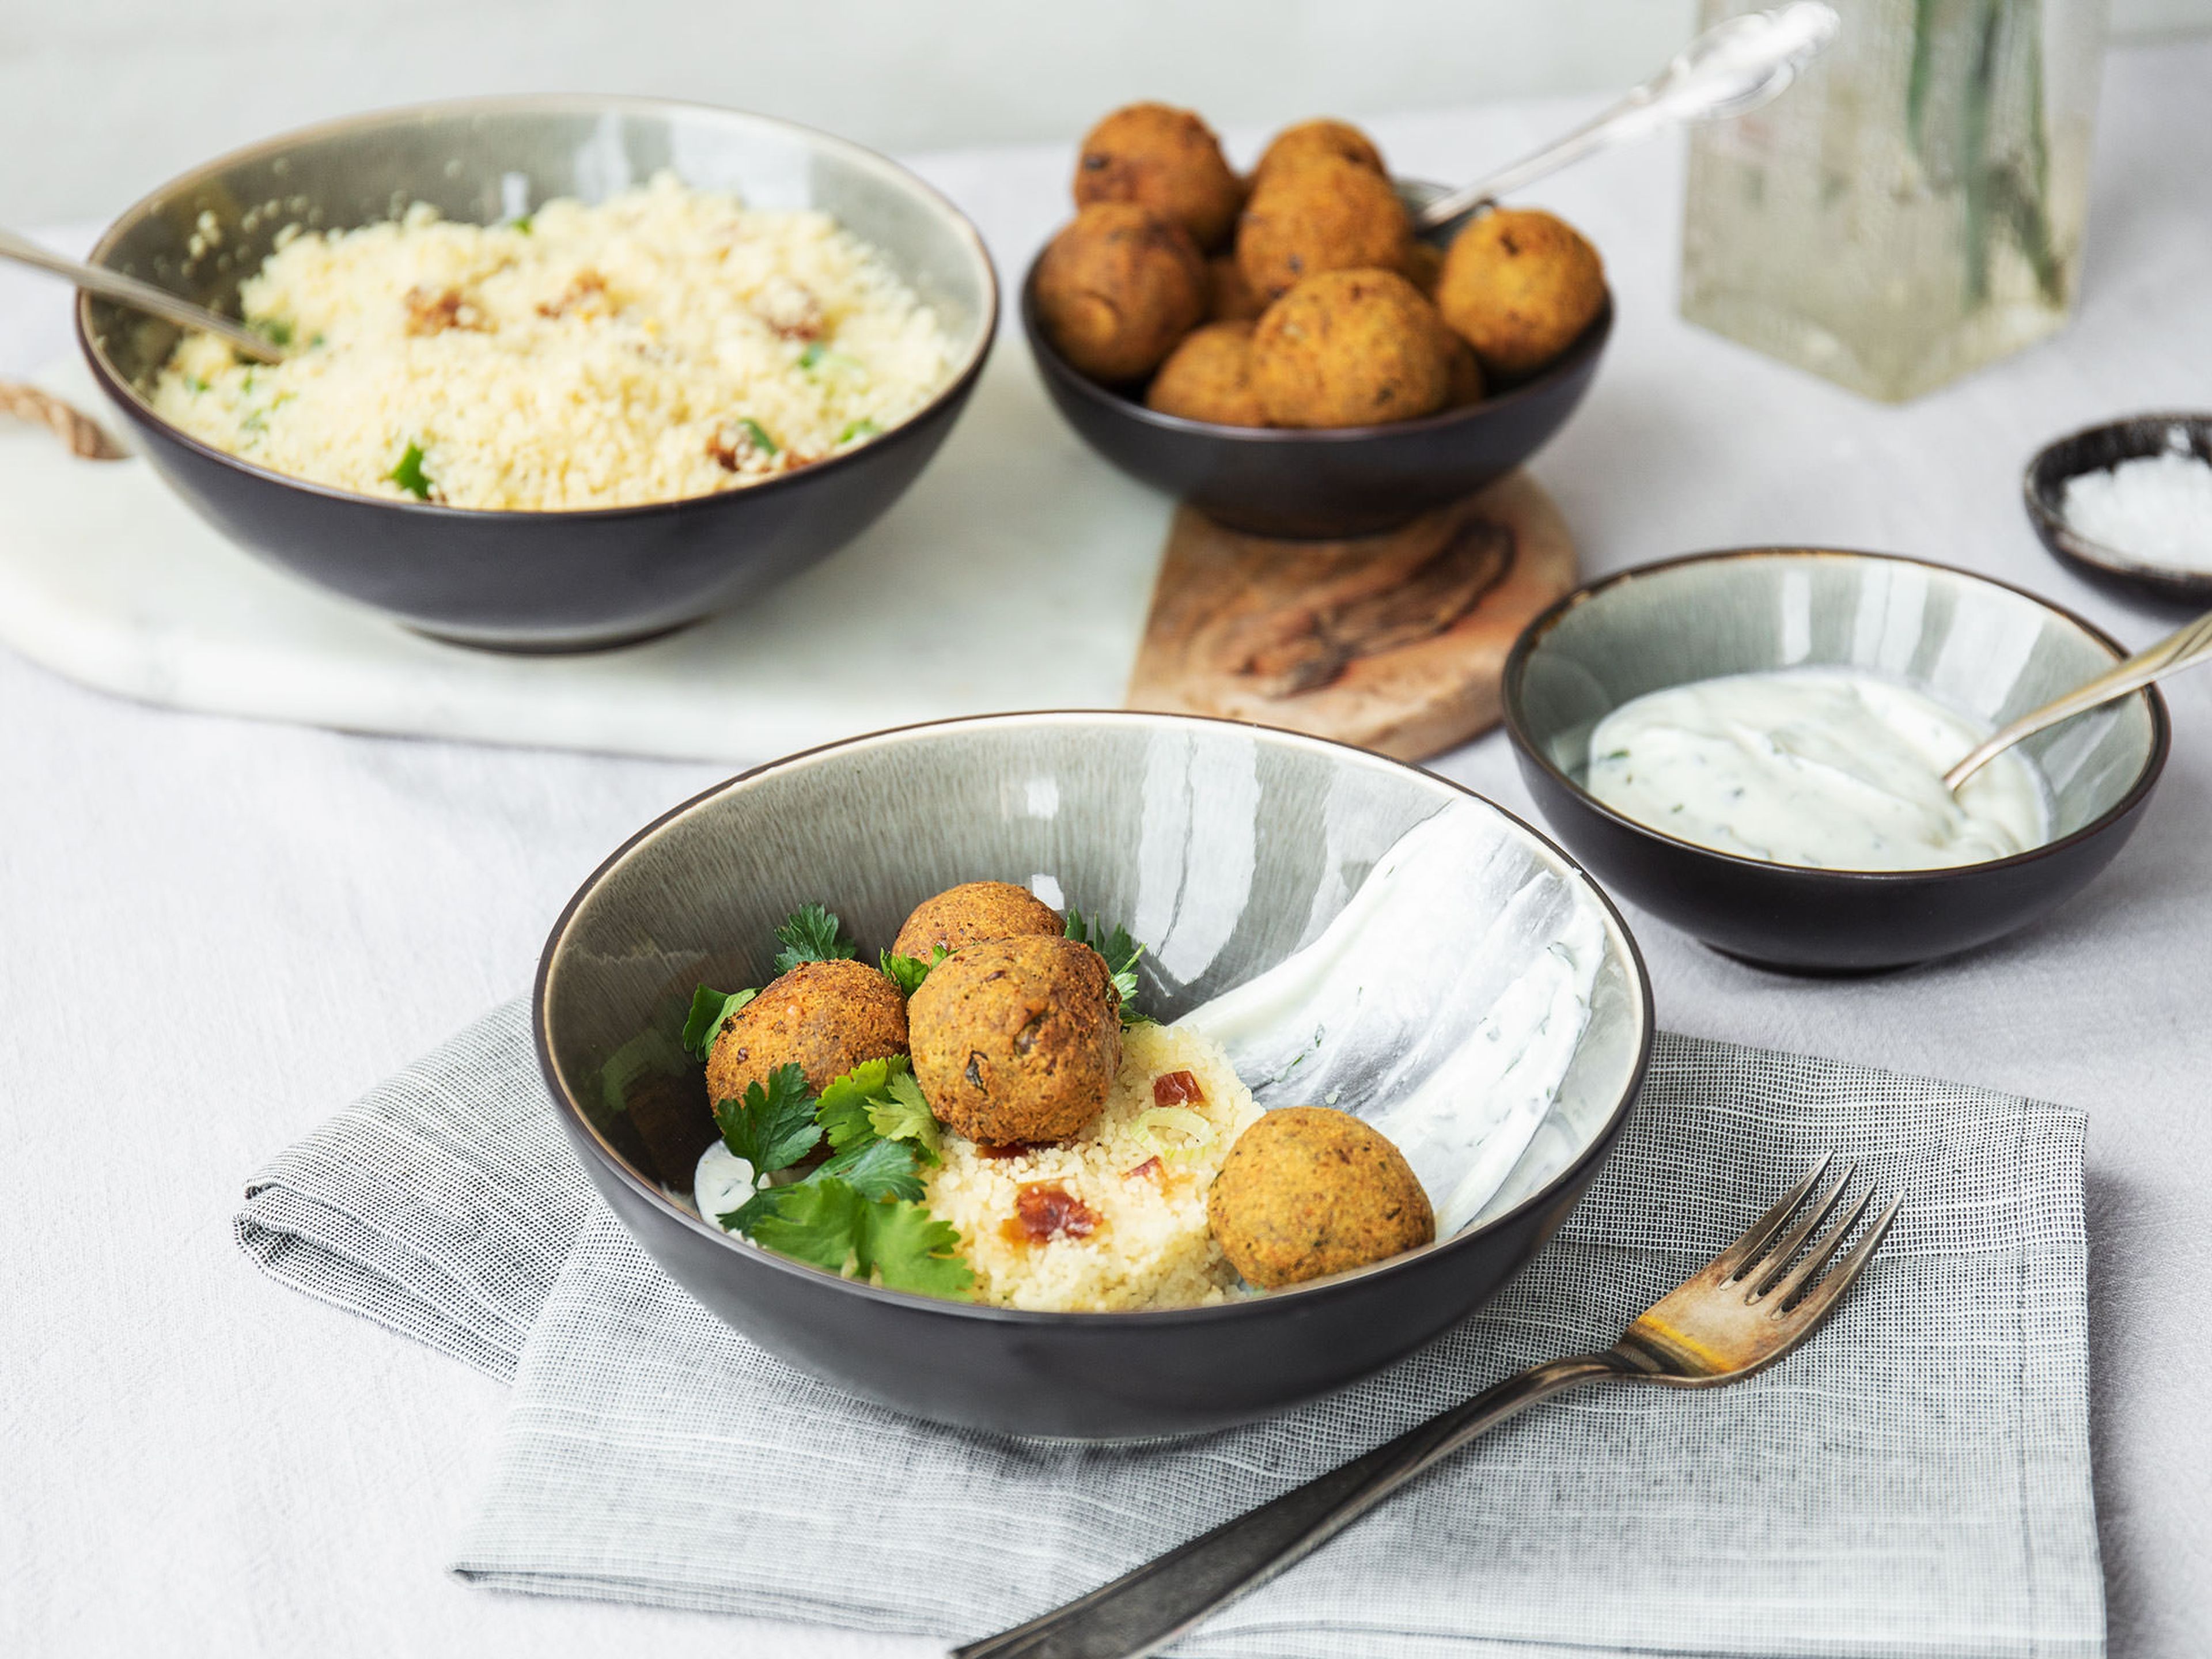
[692,1141,756,1226]
[1584,669,2048,871]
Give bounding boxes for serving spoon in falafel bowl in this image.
[0,225,291,364]
[1415,1,1839,230]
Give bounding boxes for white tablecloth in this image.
[5,43,2209,1658]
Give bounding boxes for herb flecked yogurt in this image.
[1583,669,2049,871]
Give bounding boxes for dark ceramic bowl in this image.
[2024,413,2212,609]
[536,711,1652,1440]
[76,96,998,651]
[1020,184,1611,540]
[1503,549,2169,974]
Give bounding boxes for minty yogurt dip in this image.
[1583,668,2048,871]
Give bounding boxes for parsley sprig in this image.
[1064,912,1152,1027]
[773,903,858,973]
[878,944,948,995]
[711,1056,971,1298]
[680,983,759,1063]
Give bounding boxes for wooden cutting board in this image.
[1124,471,1577,761]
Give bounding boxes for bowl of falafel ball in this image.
[1021,104,1613,539]
[536,710,1653,1439]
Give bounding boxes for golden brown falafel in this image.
[1253,118,1387,184]
[704,957,908,1104]
[1442,332,1487,407]
[1404,238,1445,298]
[1236,154,1412,300]
[1204,253,1265,323]
[1206,1107,1434,1287]
[1035,203,1209,382]
[892,881,1063,963]
[1435,207,1607,380]
[908,934,1122,1145]
[1248,268,1453,428]
[1073,103,1244,251]
[1145,320,1268,426]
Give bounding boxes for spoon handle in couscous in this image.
[0,225,290,365]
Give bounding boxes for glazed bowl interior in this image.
[84,95,994,416]
[541,713,1649,1293]
[1513,550,2158,844]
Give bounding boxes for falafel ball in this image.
[1207,1107,1435,1288]
[908,934,1122,1145]
[1035,203,1208,382]
[705,957,908,1104]
[1435,207,1607,380]
[892,880,1063,963]
[1073,103,1244,251]
[1404,238,1445,298]
[1442,333,1487,407]
[1236,154,1411,300]
[1205,253,1264,323]
[1253,118,1387,184]
[1146,321,1268,427]
[1248,268,1452,428]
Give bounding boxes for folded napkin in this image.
[237,1000,2103,1658]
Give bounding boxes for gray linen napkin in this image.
[236,999,2103,1658]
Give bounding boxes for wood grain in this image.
[1124,469,1577,760]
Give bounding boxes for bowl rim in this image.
[1018,252,1613,448]
[74,92,1001,522]
[1500,546,2174,883]
[534,707,1655,1325]
[2021,412,2212,601]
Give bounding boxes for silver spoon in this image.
[1416,2,1840,230]
[0,225,289,365]
[1945,608,2212,791]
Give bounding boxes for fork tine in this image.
[1745,1161,1858,1300]
[1781,1190,1904,1325]
[1762,1184,1876,1312]
[1714,1151,1835,1282]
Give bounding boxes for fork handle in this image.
[949,1353,1624,1659]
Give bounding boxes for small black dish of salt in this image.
[2025,412,2212,609]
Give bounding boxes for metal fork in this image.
[953,1154,1902,1659]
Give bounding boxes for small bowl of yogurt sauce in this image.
[2025,413,2212,609]
[1502,548,2171,972]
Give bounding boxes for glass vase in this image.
[1680,0,2108,402]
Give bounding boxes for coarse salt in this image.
[2061,438,2212,571]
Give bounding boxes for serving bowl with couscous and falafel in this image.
[1022,104,1612,538]
[536,711,1651,1438]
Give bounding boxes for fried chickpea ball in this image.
[1205,253,1264,323]
[1145,321,1268,427]
[1248,268,1452,428]
[1035,203,1207,382]
[1404,239,1445,298]
[1236,154,1412,300]
[1435,207,1607,380]
[704,958,908,1104]
[1207,1107,1434,1288]
[1443,333,1487,407]
[908,934,1122,1145]
[1073,103,1244,252]
[1253,119,1386,184]
[892,881,1062,963]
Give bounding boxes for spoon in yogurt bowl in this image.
[1943,607,2212,791]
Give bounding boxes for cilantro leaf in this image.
[1064,912,1152,1026]
[869,1069,941,1163]
[388,441,433,500]
[511,214,533,234]
[253,316,295,347]
[837,418,880,445]
[681,983,758,1063]
[878,945,948,996]
[734,416,778,457]
[772,903,857,974]
[711,1063,819,1175]
[745,1178,865,1272]
[860,1202,974,1298]
[815,1056,899,1150]
[815,1135,925,1203]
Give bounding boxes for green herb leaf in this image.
[869,1069,941,1162]
[512,214,534,234]
[797,342,825,369]
[878,945,947,996]
[814,1055,900,1150]
[711,1063,820,1175]
[1063,912,1151,1025]
[183,374,211,394]
[772,903,856,973]
[252,317,295,347]
[744,1177,866,1273]
[736,416,778,457]
[837,418,881,445]
[860,1202,974,1298]
[681,983,758,1063]
[388,441,433,500]
[815,1135,925,1203]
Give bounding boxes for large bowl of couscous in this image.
[75,96,998,650]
